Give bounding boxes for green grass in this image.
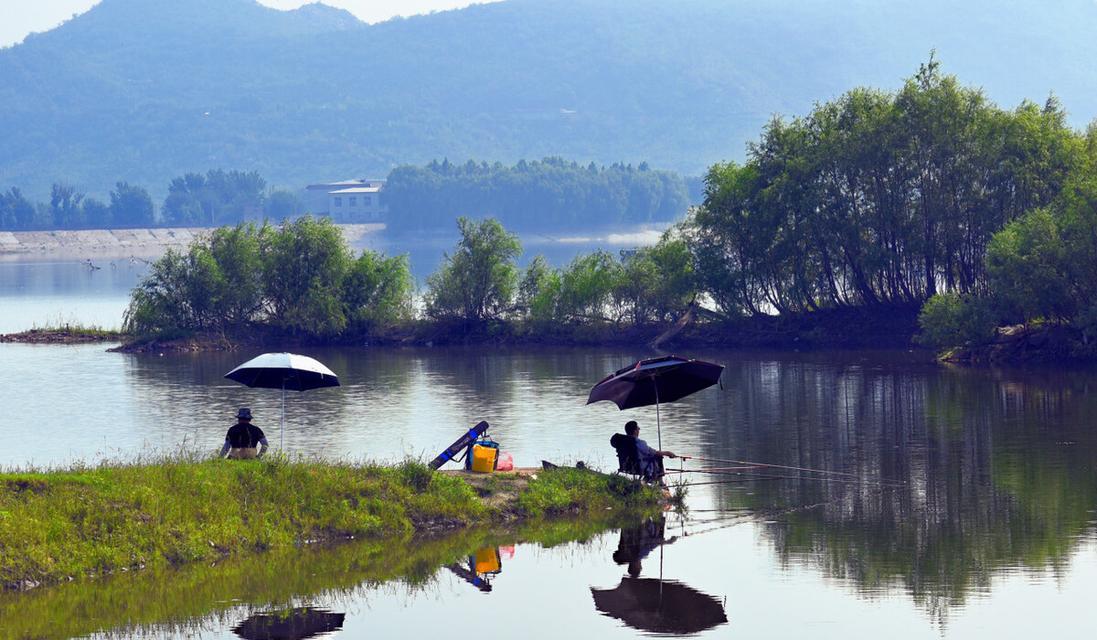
[516,467,664,517]
[0,456,661,591]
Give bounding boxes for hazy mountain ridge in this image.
[2,0,1097,199]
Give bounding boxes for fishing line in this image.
[672,470,905,489]
[685,454,891,482]
[670,501,830,537]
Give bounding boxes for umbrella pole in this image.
[280,381,285,450]
[659,543,665,609]
[655,383,662,451]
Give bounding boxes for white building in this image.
[303,179,387,222]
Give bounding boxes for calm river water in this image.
[2,258,1097,639]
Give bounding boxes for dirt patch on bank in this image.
[442,469,538,512]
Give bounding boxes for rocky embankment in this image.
[0,224,383,260]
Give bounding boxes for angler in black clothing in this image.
[220,407,269,459]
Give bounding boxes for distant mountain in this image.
[2,0,1097,199]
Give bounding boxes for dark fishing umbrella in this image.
[591,577,728,635]
[233,607,346,640]
[587,355,724,449]
[225,352,340,448]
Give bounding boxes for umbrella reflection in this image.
[232,607,346,640]
[593,517,727,635]
[592,578,728,635]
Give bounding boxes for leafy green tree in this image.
[49,183,85,228]
[555,251,622,323]
[124,250,201,335]
[205,223,269,328]
[162,170,267,226]
[162,173,211,226]
[985,209,1074,324]
[692,59,1083,318]
[425,217,521,322]
[917,292,996,348]
[109,182,156,228]
[0,188,37,230]
[616,233,696,323]
[81,197,111,227]
[263,216,353,336]
[517,254,552,317]
[342,251,415,330]
[124,224,268,335]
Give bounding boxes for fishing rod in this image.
[662,465,763,474]
[684,454,907,485]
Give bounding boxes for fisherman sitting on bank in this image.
[611,420,677,481]
[220,407,269,459]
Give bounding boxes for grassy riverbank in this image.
[0,457,662,591]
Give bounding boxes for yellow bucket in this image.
[470,444,498,473]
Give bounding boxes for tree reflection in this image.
[697,355,1097,620]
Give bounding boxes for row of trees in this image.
[424,218,695,327]
[3,159,688,232]
[161,170,303,226]
[384,157,690,233]
[689,58,1089,317]
[1,183,155,230]
[0,171,303,231]
[125,216,696,340]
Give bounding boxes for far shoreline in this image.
[0,224,384,262]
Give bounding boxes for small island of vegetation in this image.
[0,457,663,592]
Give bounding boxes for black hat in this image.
[236,407,252,419]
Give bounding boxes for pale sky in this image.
[0,0,501,47]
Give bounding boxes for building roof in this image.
[329,186,382,194]
[307,178,386,190]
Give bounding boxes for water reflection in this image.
[232,608,345,640]
[591,578,728,636]
[446,546,510,593]
[612,517,677,577]
[689,356,1097,620]
[594,517,727,635]
[0,518,627,640]
[4,345,1097,634]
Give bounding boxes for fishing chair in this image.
[610,433,645,480]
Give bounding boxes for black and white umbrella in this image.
[224,352,340,448]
